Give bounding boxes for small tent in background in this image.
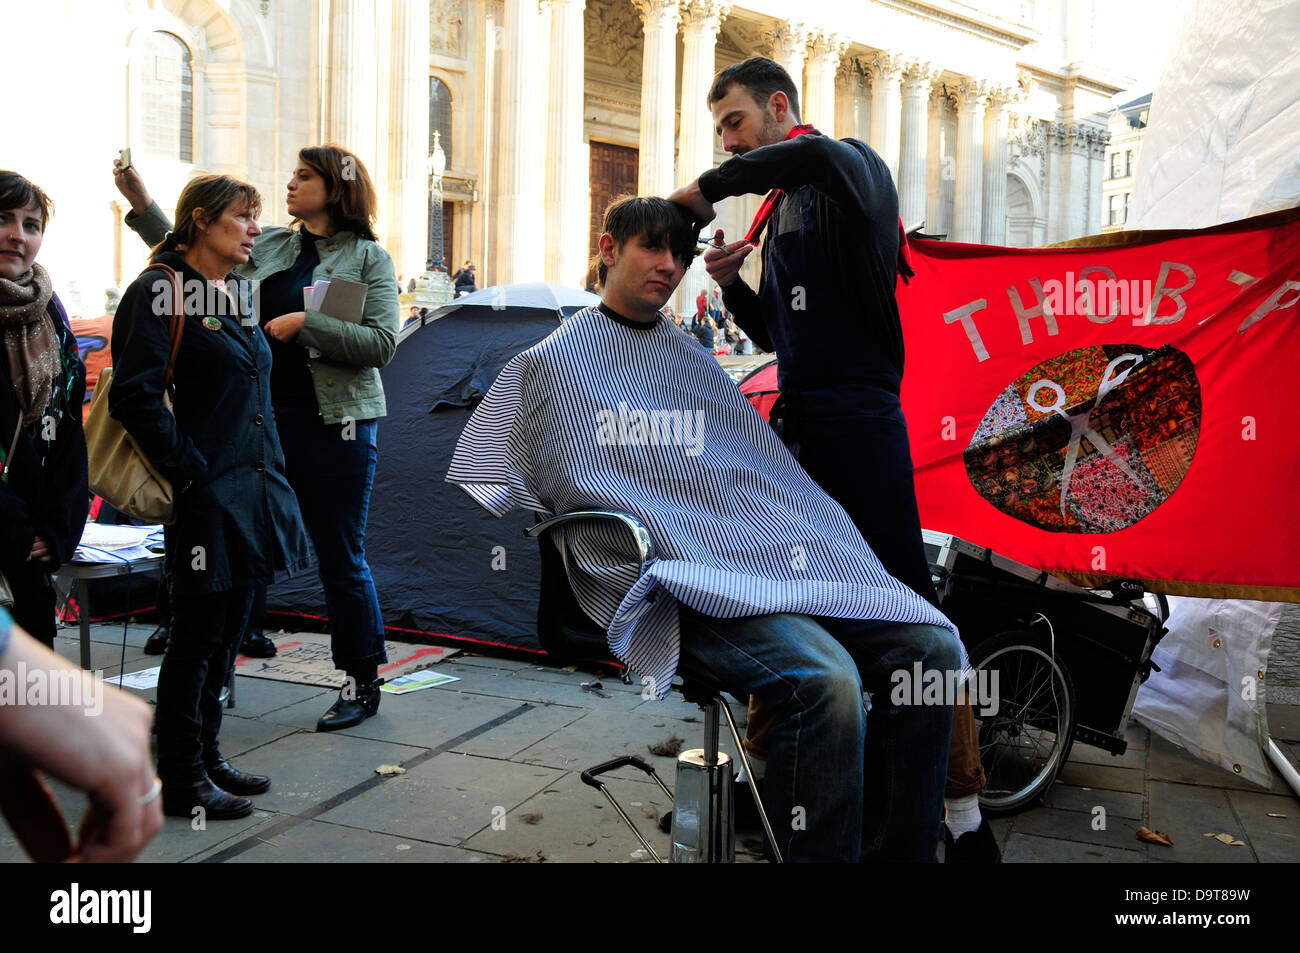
[265,287,595,653]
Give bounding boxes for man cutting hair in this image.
[668,56,996,861]
[446,195,962,862]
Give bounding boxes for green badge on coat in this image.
[202,316,222,331]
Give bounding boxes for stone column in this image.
[633,0,681,197]
[927,85,956,238]
[764,21,808,101]
[387,0,430,280]
[952,78,989,244]
[499,0,546,281]
[678,0,731,310]
[325,0,377,160]
[867,52,906,184]
[834,56,867,141]
[899,61,940,230]
[1085,126,1109,235]
[803,31,846,131]
[544,0,588,286]
[981,85,1012,245]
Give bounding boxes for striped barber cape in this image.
[445,304,961,698]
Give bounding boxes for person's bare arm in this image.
[0,620,163,862]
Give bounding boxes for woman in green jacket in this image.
[115,146,399,730]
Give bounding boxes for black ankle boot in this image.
[144,626,170,656]
[161,777,253,820]
[316,677,383,732]
[204,756,271,795]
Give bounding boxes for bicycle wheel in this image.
[969,630,1076,815]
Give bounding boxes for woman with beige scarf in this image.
[0,172,89,648]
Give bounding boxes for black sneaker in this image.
[944,818,1002,863]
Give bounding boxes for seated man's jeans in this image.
[678,608,959,862]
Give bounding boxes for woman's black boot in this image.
[316,675,383,732]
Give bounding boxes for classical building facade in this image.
[9,0,1130,317]
[1101,92,1150,233]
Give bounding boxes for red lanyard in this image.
[741,124,816,244]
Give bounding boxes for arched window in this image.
[429,77,453,166]
[141,31,194,163]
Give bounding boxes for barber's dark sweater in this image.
[698,131,905,398]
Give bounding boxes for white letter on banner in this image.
[1237,279,1300,333]
[1007,279,1058,345]
[943,299,990,362]
[1079,265,1122,324]
[1140,261,1196,325]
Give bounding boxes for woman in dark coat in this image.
[0,172,88,648]
[111,174,309,820]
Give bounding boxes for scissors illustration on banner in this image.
[1025,352,1146,516]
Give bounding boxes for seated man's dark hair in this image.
[707,56,801,121]
[591,195,700,289]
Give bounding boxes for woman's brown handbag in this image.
[85,263,185,525]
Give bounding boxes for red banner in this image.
[896,208,1300,602]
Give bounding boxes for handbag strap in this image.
[1,416,20,483]
[137,261,186,397]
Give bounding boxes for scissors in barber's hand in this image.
[1025,353,1146,516]
[697,236,733,256]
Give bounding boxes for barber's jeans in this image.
[274,403,386,675]
[156,587,253,784]
[678,608,959,862]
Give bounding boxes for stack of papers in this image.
[74,522,166,563]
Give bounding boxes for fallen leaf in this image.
[642,808,659,821]
[520,812,543,825]
[1136,826,1174,847]
[501,850,546,863]
[648,735,686,757]
[1266,813,1288,818]
[1205,832,1245,846]
[375,764,406,776]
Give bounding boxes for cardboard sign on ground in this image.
[232,631,458,688]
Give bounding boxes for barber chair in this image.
[526,511,782,863]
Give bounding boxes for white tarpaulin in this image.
[1127,0,1297,788]
[1133,598,1282,786]
[1128,0,1300,227]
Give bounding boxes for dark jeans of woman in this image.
[273,402,386,677]
[5,560,57,647]
[156,586,253,784]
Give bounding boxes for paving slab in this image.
[1065,726,1149,770]
[1223,789,1300,862]
[461,769,673,863]
[1267,703,1300,742]
[315,750,564,846]
[191,817,494,863]
[228,731,427,815]
[1056,761,1146,794]
[1146,781,1258,863]
[1043,783,1146,821]
[1146,732,1287,794]
[1011,804,1147,853]
[513,707,739,780]
[449,666,649,711]
[226,676,341,720]
[1001,831,1143,863]
[212,715,302,760]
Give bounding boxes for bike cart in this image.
[923,530,1169,814]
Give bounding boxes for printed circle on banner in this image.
[964,343,1201,533]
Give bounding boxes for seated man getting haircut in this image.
[446,196,964,862]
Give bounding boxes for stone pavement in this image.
[1,618,1297,864]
